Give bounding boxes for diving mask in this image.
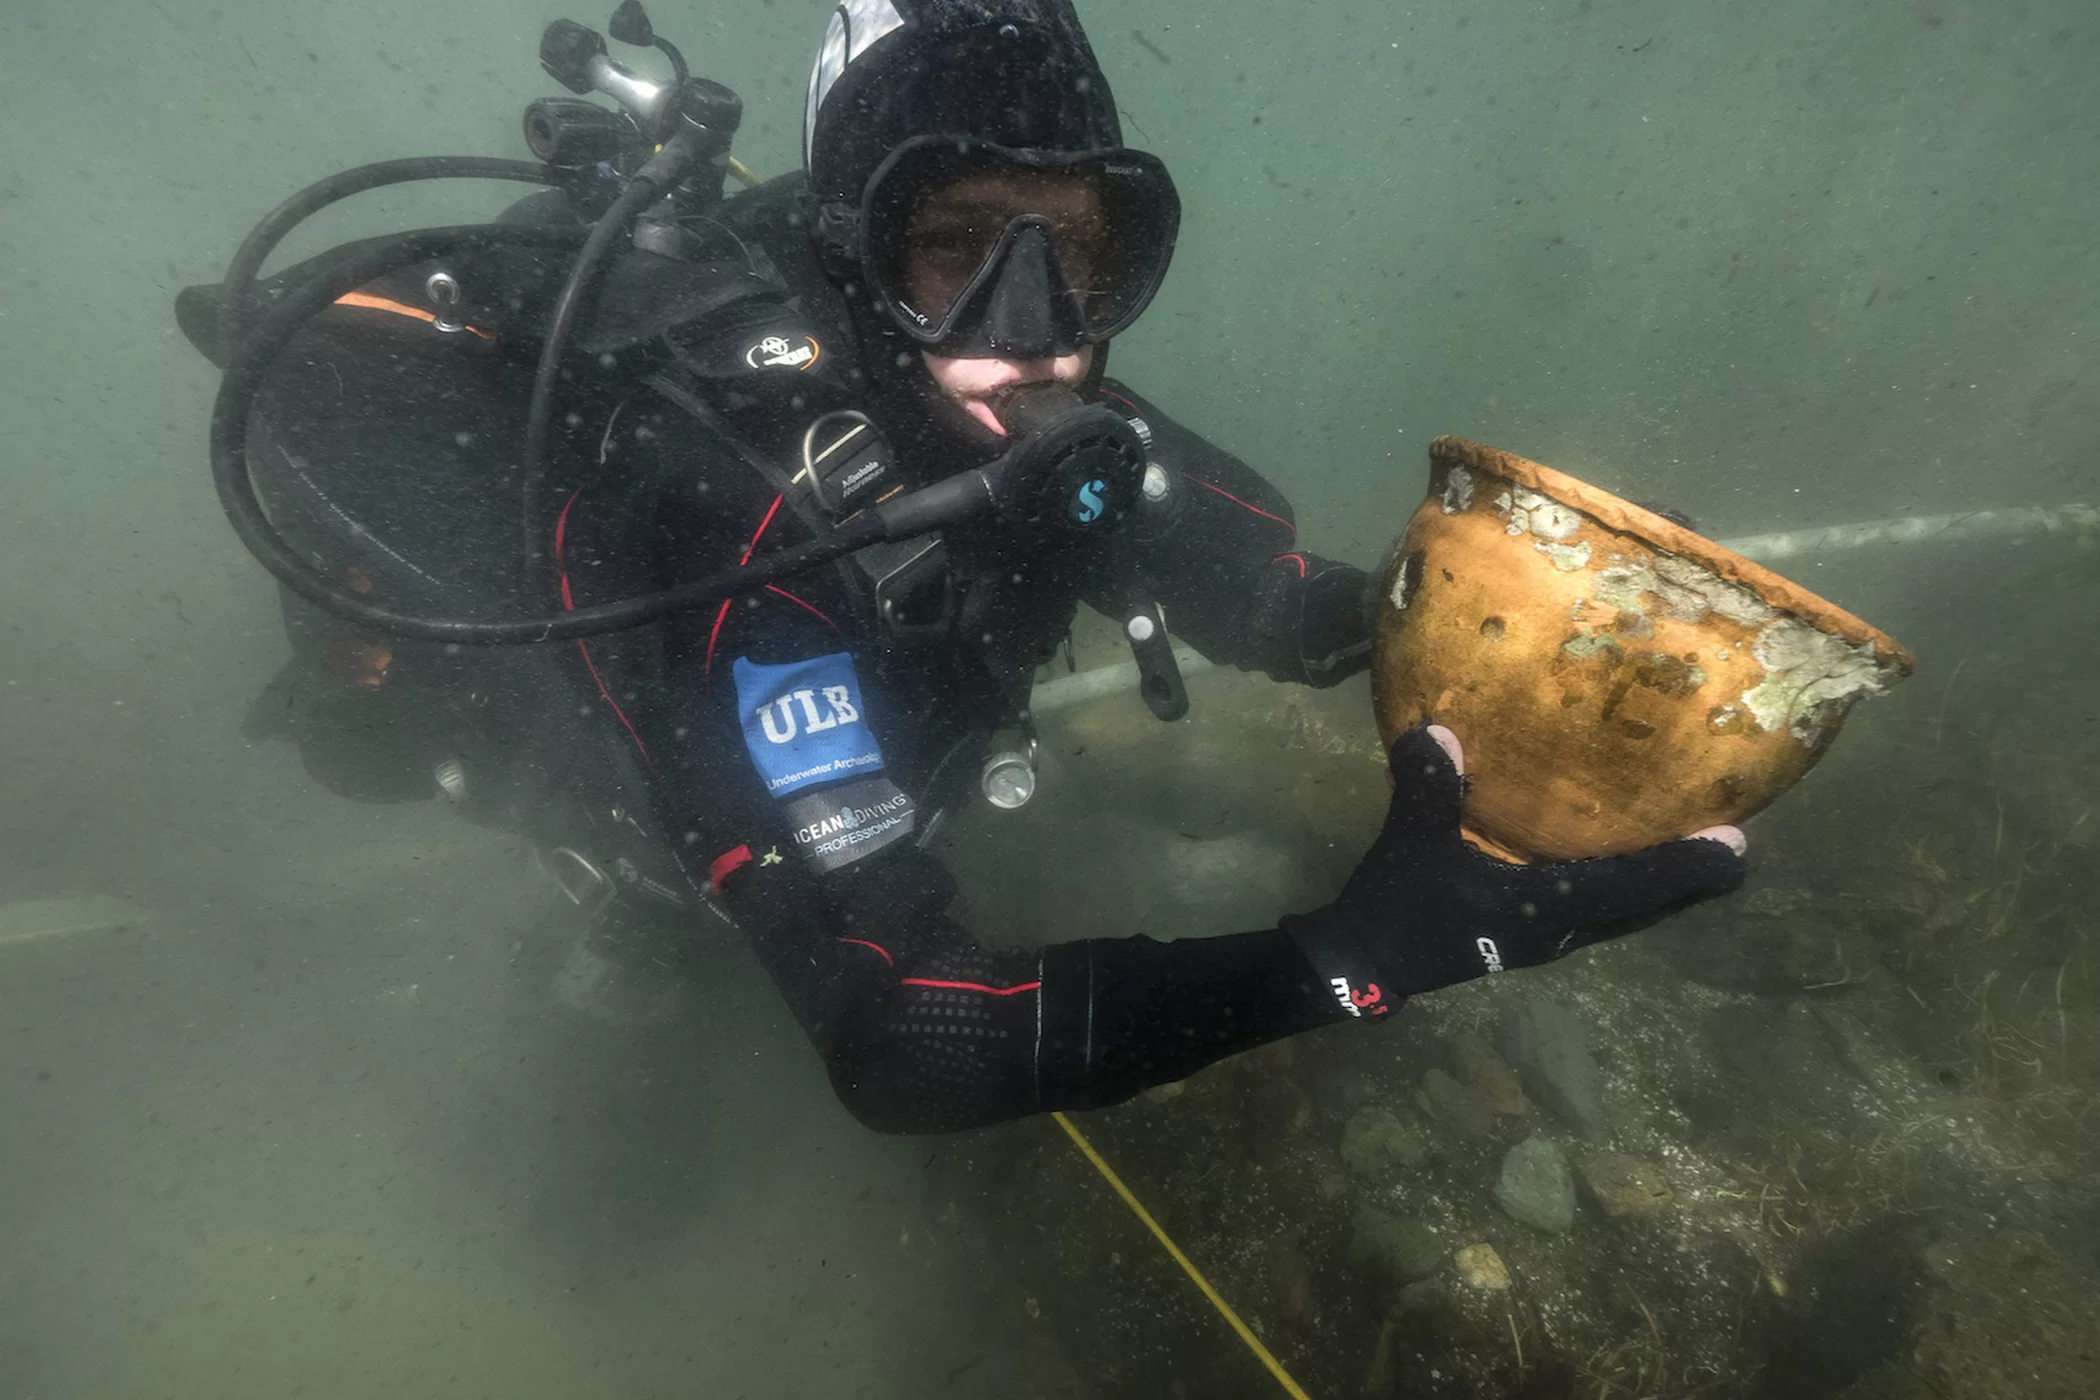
[842,136,1180,358]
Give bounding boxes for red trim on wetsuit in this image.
[1186,473,1297,534]
[899,977,1043,997]
[709,844,754,893]
[738,495,786,566]
[556,484,654,766]
[764,584,839,631]
[704,493,787,684]
[1099,385,1298,536]
[1273,552,1309,578]
[704,602,735,687]
[835,937,895,966]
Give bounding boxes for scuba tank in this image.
[178,4,1161,917]
[192,5,1148,649]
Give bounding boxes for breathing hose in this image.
[214,156,559,362]
[517,153,688,590]
[210,219,892,644]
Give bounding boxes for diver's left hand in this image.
[1282,725,1747,1018]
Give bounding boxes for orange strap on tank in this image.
[333,291,494,340]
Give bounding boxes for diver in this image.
[186,0,1746,1132]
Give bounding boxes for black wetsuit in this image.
[240,178,1379,1132]
[534,177,1387,1131]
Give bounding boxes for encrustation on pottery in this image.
[1373,436,1916,862]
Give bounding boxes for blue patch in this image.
[732,653,885,797]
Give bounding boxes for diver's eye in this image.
[918,229,990,263]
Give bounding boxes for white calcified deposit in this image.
[1479,483,1899,745]
[1495,487,1584,542]
[1439,464,1475,515]
[1739,617,1898,743]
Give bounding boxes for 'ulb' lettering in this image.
[759,685,862,744]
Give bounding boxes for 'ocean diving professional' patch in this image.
[733,652,885,796]
[781,776,916,873]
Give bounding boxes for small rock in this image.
[1341,1106,1428,1178]
[1350,1205,1446,1283]
[1450,1031,1531,1116]
[1142,1078,1187,1105]
[1313,1162,1351,1203]
[1308,1062,1373,1120]
[1416,1068,1497,1138]
[1494,1134,1576,1232]
[1502,997,1606,1139]
[1577,1151,1675,1216]
[1453,1243,1511,1291]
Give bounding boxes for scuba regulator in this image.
[879,383,1144,540]
[205,3,1150,649]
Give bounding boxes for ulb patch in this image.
[733,652,885,796]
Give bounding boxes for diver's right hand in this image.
[1281,725,1746,1019]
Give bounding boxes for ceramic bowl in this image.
[1373,436,1916,861]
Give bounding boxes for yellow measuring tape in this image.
[1052,1111,1314,1400]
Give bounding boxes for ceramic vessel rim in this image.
[1428,434,1917,674]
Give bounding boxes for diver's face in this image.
[906,169,1100,437]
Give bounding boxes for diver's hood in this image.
[803,0,1123,208]
[800,0,1127,469]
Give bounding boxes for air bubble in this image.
[453,431,474,447]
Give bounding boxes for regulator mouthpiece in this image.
[981,383,1145,533]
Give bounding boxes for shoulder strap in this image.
[644,368,880,635]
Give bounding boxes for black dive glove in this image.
[1282,725,1747,1021]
